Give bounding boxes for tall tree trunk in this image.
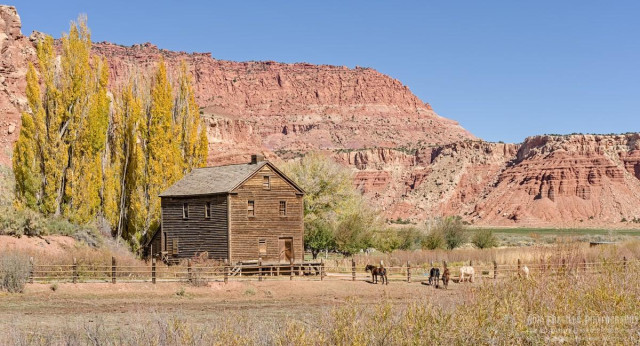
[116,141,130,240]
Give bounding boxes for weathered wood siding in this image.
[149,229,162,258]
[229,165,304,262]
[160,195,228,259]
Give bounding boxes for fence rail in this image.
[25,256,635,284]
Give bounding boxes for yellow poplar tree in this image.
[142,59,182,239]
[13,17,209,247]
[35,34,65,215]
[175,61,208,171]
[12,65,41,209]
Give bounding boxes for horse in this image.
[519,265,530,279]
[428,267,440,288]
[441,268,450,289]
[365,264,388,285]
[459,266,475,283]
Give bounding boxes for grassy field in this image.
[473,227,640,236]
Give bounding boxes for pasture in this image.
[2,238,639,344]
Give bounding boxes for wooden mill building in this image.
[148,155,305,264]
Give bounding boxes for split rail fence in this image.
[26,256,635,285]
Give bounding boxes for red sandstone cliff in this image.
[1,5,639,228]
[339,135,640,228]
[0,6,33,163]
[89,42,474,164]
[470,134,640,227]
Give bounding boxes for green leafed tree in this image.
[282,153,381,257]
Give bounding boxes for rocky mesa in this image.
[1,5,639,228]
[90,41,474,164]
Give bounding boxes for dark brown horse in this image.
[441,268,450,289]
[365,264,388,285]
[428,267,440,288]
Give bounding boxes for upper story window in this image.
[182,203,189,219]
[263,176,271,190]
[205,202,211,218]
[279,201,287,216]
[248,200,255,217]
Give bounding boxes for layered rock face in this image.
[2,6,639,227]
[348,134,640,227]
[469,134,640,226]
[90,42,474,164]
[335,141,519,222]
[0,6,34,165]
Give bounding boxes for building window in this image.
[182,203,189,219]
[263,176,271,190]
[279,201,287,216]
[248,200,255,217]
[205,202,211,218]
[258,239,267,256]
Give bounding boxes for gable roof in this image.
[159,161,304,197]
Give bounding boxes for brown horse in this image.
[428,267,440,288]
[441,268,450,289]
[365,264,388,285]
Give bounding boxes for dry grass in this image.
[342,239,640,269]
[1,259,638,345]
[0,235,143,268]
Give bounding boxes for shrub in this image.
[421,230,445,250]
[0,252,30,293]
[371,228,401,253]
[472,229,499,249]
[396,226,427,250]
[176,287,186,297]
[0,206,102,247]
[441,217,468,250]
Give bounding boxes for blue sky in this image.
[13,1,640,143]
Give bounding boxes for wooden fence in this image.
[27,256,634,284]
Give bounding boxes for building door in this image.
[279,237,293,263]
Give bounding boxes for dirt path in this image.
[1,279,471,334]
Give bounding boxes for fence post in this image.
[351,258,356,281]
[542,257,546,274]
[111,257,116,284]
[582,258,586,273]
[561,258,566,271]
[320,259,325,281]
[407,261,411,283]
[517,258,521,274]
[29,257,34,284]
[224,259,229,284]
[493,261,497,280]
[152,258,156,284]
[72,257,77,284]
[469,260,473,267]
[258,258,263,282]
[290,257,294,281]
[443,260,447,269]
[623,256,627,272]
[187,259,192,283]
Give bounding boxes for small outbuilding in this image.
[148,155,304,264]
